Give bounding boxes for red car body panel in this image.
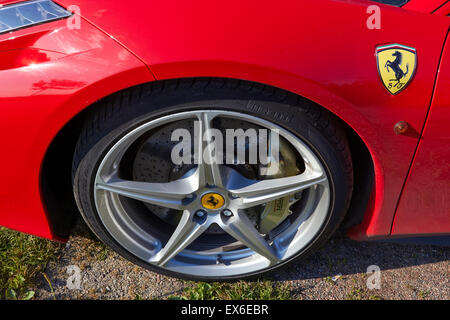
[0,18,153,239]
[0,0,449,240]
[433,2,450,16]
[392,33,450,235]
[402,0,448,13]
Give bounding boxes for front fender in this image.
[0,16,153,239]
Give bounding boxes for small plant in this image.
[169,280,292,300]
[324,276,335,285]
[0,227,61,300]
[346,286,365,300]
[418,290,430,300]
[97,247,109,261]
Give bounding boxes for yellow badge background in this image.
[201,193,225,210]
[376,45,416,95]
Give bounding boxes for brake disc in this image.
[132,120,194,227]
[131,117,303,235]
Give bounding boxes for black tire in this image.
[72,78,353,280]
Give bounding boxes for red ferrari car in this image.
[0,0,448,280]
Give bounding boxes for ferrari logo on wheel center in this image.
[201,193,225,210]
[376,44,417,95]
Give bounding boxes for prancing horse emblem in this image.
[201,193,225,210]
[206,196,219,207]
[385,51,409,87]
[376,44,417,95]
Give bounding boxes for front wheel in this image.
[72,79,353,280]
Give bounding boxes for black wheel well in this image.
[40,106,87,238]
[40,77,374,238]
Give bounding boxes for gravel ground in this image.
[34,219,449,300]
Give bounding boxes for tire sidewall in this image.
[73,94,351,281]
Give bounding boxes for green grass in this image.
[346,286,365,300]
[169,280,292,300]
[0,227,61,300]
[418,290,430,300]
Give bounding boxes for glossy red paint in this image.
[0,0,449,240]
[392,30,450,235]
[433,1,450,16]
[402,0,449,13]
[56,0,450,239]
[0,0,25,5]
[0,17,153,239]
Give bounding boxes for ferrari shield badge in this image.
[376,44,417,95]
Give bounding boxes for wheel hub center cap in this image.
[201,193,225,210]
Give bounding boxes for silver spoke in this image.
[152,210,208,266]
[221,212,279,264]
[93,109,332,277]
[196,112,223,188]
[230,169,326,209]
[96,173,199,210]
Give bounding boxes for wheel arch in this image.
[40,77,376,239]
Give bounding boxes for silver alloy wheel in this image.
[94,110,330,277]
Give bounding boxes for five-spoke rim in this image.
[94,110,330,277]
